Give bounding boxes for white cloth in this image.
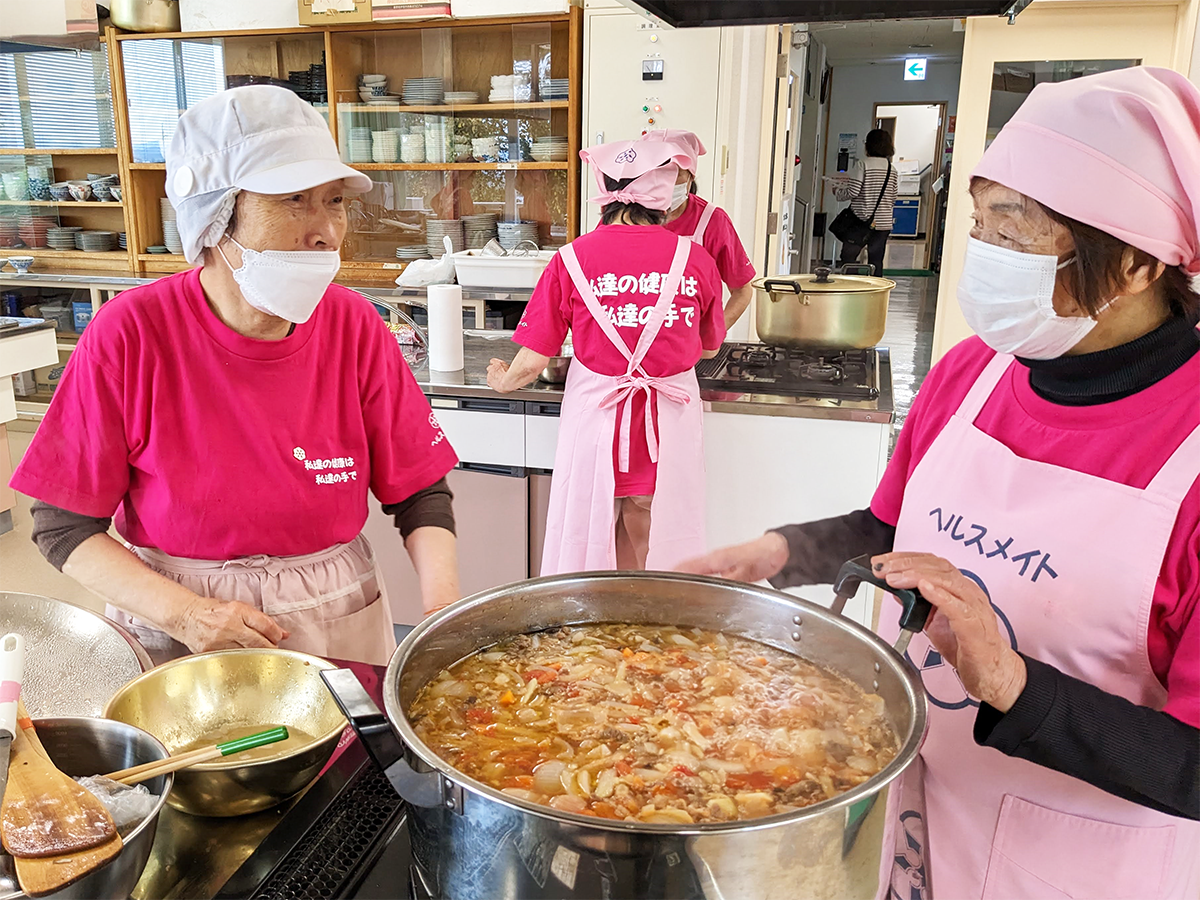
[166,85,372,262]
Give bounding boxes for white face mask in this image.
[957,236,1111,360]
[218,236,341,325]
[670,182,690,211]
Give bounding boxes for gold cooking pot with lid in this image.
[751,265,896,350]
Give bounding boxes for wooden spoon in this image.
[1,709,117,858]
[8,702,122,898]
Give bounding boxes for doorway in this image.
[870,100,947,271]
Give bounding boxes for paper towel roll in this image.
[427,283,464,371]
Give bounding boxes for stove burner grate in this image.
[696,343,879,401]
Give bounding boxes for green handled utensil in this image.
[103,726,290,786]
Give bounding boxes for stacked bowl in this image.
[89,175,120,202]
[463,213,499,250]
[372,130,399,163]
[17,215,55,249]
[497,220,540,250]
[489,74,530,103]
[0,218,19,248]
[26,165,52,201]
[1,171,29,202]
[48,182,72,202]
[358,74,390,104]
[426,219,463,258]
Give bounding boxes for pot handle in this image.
[760,278,803,294]
[830,555,933,657]
[320,669,450,809]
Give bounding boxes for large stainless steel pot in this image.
[752,266,895,350]
[322,570,929,900]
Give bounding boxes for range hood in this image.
[617,0,1033,28]
[0,0,101,53]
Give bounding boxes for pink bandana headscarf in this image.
[973,66,1200,288]
[642,129,707,174]
[579,139,690,211]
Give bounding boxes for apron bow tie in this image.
[600,373,692,473]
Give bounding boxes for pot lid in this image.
[751,271,896,293]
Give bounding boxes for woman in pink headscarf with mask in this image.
[488,139,724,573]
[681,67,1200,898]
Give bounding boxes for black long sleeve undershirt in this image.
[756,314,1200,822]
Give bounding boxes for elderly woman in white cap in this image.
[11,86,460,665]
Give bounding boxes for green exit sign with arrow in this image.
[905,58,928,81]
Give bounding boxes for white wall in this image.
[179,0,298,31]
[876,102,942,174]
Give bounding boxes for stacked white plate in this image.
[497,220,539,250]
[80,230,118,252]
[489,74,530,103]
[163,219,183,255]
[424,117,451,165]
[463,213,498,249]
[540,78,570,101]
[396,245,431,261]
[444,91,479,105]
[426,218,464,257]
[372,129,399,163]
[403,78,444,105]
[348,126,373,163]
[531,136,569,162]
[47,226,82,251]
[160,197,177,224]
[118,232,127,250]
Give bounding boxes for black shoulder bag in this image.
[829,160,891,246]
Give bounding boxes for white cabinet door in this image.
[428,397,525,467]
[524,409,560,470]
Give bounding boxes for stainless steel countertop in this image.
[417,334,894,422]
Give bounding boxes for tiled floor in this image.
[880,274,939,443]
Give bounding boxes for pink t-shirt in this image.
[10,268,457,560]
[872,336,1200,727]
[515,224,725,496]
[662,196,757,290]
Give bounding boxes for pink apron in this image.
[876,353,1200,900]
[688,200,717,243]
[540,236,706,574]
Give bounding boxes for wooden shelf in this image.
[0,200,123,208]
[340,101,568,114]
[137,253,186,262]
[0,148,118,156]
[128,163,166,170]
[350,161,568,171]
[11,249,127,259]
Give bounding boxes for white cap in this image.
[166,86,373,263]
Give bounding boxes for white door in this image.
[581,10,722,233]
[763,27,805,280]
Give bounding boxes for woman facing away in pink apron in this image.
[487,138,725,573]
[680,67,1200,899]
[642,129,758,332]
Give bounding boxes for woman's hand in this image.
[676,532,790,583]
[872,552,1027,711]
[178,597,288,653]
[487,358,512,393]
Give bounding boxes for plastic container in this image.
[38,303,73,332]
[451,249,555,289]
[73,300,94,333]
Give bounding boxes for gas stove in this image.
[697,342,880,401]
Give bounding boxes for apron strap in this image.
[1147,422,1200,502]
[559,242,644,374]
[690,201,717,243]
[955,352,1013,421]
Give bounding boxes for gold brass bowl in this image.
[103,649,347,817]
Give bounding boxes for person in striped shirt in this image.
[833,128,899,276]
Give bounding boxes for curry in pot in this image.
[408,624,898,824]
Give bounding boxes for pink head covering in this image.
[642,129,707,173]
[579,139,690,211]
[972,66,1200,287]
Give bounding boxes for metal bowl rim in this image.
[32,716,174,843]
[382,570,928,835]
[1,591,153,673]
[102,648,347,770]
